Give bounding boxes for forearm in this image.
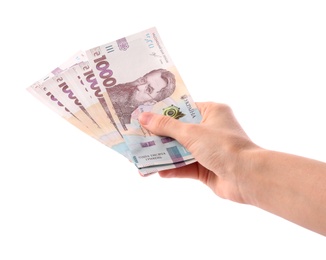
[240,149,326,236]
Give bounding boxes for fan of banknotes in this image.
[27,27,202,176]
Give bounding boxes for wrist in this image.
[236,148,270,206]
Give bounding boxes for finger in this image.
[138,112,187,140]
[158,163,200,180]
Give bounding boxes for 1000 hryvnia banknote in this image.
[27,27,201,176]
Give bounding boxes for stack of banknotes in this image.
[27,27,202,176]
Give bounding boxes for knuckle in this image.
[214,103,232,113]
[209,102,233,118]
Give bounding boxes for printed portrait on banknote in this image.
[107,68,176,125]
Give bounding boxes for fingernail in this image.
[139,112,153,126]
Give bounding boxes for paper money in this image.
[27,27,201,175]
[86,27,202,170]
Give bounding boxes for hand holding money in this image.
[27,27,201,176]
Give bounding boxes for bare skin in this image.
[138,102,326,236]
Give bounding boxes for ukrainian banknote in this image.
[27,27,201,175]
[86,27,202,170]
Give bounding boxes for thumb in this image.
[138,112,185,140]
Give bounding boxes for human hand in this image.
[138,102,260,204]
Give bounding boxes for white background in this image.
[1,0,325,259]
